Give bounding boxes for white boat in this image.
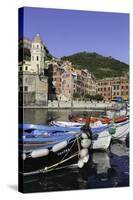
[51,120,106,128]
[51,120,112,150]
[112,120,129,141]
[50,120,85,127]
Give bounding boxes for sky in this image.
[19,7,129,64]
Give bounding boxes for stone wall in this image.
[48,100,123,110]
[19,71,48,106]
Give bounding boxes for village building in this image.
[96,75,129,101]
[19,34,48,106]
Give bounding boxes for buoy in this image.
[81,133,88,139]
[52,141,68,152]
[79,148,88,158]
[22,153,26,160]
[83,154,89,163]
[31,148,49,158]
[77,159,84,168]
[81,139,91,148]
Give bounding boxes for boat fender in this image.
[77,159,84,168]
[83,154,90,163]
[22,153,26,160]
[52,141,68,152]
[81,133,88,139]
[31,148,49,158]
[109,124,116,135]
[80,148,88,158]
[81,139,91,148]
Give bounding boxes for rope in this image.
[41,134,81,173]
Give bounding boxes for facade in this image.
[61,70,77,100]
[96,76,129,101]
[47,62,63,100]
[19,34,48,106]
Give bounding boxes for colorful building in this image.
[96,76,129,101]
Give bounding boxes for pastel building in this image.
[96,76,129,101]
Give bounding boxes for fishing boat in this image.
[69,114,111,124]
[69,114,128,124]
[51,118,129,142]
[111,120,129,141]
[19,130,92,175]
[20,123,112,151]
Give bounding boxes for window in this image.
[19,66,22,71]
[114,92,116,95]
[37,44,39,48]
[104,88,106,91]
[24,86,28,92]
[25,66,28,71]
[113,85,116,90]
[117,92,119,95]
[126,86,128,89]
[121,86,124,89]
[108,87,110,91]
[37,56,39,61]
[117,85,119,90]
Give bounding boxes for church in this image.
[19,34,48,106]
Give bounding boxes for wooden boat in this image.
[20,123,112,151]
[69,114,128,124]
[51,118,129,142]
[111,120,129,141]
[19,130,89,175]
[19,123,113,175]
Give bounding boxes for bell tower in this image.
[30,34,46,74]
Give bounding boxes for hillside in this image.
[61,52,129,79]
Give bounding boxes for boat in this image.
[19,130,91,175]
[111,120,129,141]
[20,123,112,151]
[50,120,85,127]
[69,115,111,124]
[51,119,129,142]
[69,114,128,124]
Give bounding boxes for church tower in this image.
[30,34,46,74]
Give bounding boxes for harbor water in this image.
[22,108,129,193]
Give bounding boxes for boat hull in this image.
[19,136,82,175]
[112,120,129,141]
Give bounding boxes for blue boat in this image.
[19,123,109,136]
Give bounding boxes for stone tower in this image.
[30,34,46,74]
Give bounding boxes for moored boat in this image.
[111,120,129,141]
[68,114,128,124]
[20,123,112,151]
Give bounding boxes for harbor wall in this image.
[23,100,124,110]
